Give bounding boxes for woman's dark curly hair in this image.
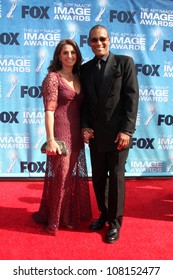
[48,39,82,74]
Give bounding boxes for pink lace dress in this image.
[33,72,92,233]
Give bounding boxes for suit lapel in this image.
[97,53,119,114]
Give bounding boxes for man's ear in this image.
[88,38,91,46]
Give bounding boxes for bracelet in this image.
[47,138,54,143]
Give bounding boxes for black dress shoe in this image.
[89,218,107,231]
[105,228,119,243]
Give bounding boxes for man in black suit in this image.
[80,25,139,243]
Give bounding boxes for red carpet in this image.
[0,178,173,260]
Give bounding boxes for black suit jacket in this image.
[80,52,139,152]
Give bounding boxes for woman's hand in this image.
[81,128,94,144]
[46,139,62,155]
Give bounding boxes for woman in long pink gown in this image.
[32,39,92,235]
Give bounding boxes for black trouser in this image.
[90,147,129,229]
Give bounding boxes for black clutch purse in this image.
[41,140,68,156]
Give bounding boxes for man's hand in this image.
[115,132,130,150]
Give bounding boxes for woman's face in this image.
[59,44,77,68]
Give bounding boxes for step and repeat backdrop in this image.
[0,0,173,177]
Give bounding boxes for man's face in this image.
[89,27,110,58]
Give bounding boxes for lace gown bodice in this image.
[43,72,83,152]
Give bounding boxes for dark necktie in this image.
[96,59,102,70]
[94,58,105,96]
